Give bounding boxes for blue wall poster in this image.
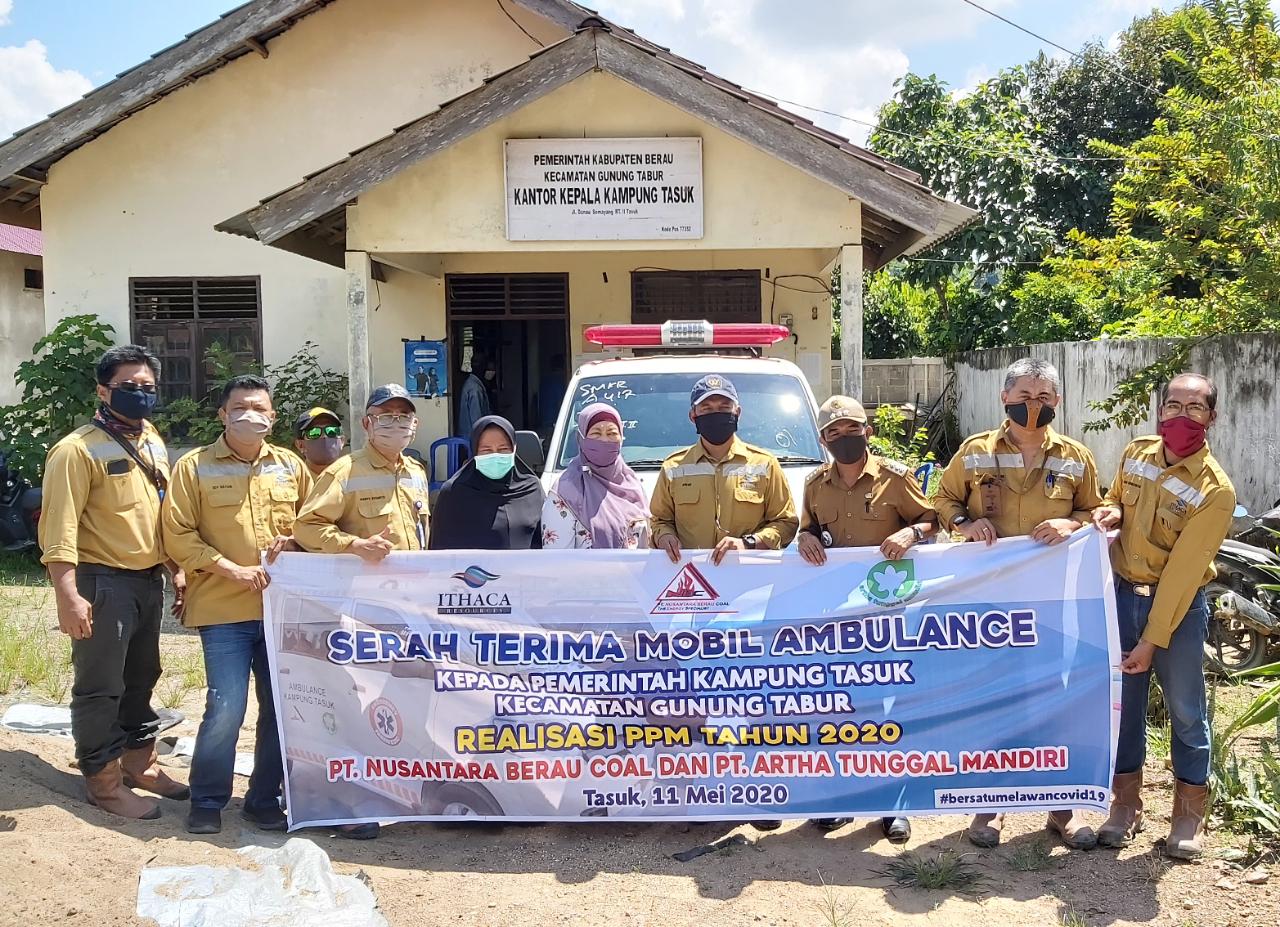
[405,341,448,398]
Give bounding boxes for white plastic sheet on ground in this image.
[157,734,255,777]
[136,837,388,927]
[1,703,73,736]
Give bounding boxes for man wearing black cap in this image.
[293,406,346,478]
[650,374,798,566]
[294,385,430,562]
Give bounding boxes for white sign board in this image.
[505,137,703,241]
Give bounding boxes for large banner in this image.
[264,531,1119,829]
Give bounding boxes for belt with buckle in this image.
[1124,579,1156,597]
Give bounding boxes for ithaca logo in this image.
[451,566,500,588]
[440,565,512,615]
[859,560,922,607]
[651,562,735,615]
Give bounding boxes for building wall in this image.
[349,71,861,445]
[0,252,44,405]
[832,357,945,408]
[348,73,861,254]
[952,335,1280,515]
[37,0,568,372]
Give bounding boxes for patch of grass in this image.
[0,590,69,698]
[0,549,47,586]
[813,875,853,927]
[878,850,984,893]
[1146,720,1172,760]
[1131,852,1172,884]
[1004,839,1056,872]
[155,647,206,709]
[1059,906,1089,927]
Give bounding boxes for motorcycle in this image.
[1206,502,1280,673]
[0,449,41,553]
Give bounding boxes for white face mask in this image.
[368,416,416,456]
[226,409,272,441]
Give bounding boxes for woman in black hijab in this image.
[429,415,545,550]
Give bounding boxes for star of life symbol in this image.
[369,697,403,746]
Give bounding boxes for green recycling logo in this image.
[860,559,922,607]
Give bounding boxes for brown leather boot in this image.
[966,812,1004,848]
[1166,780,1209,860]
[121,743,190,800]
[84,760,161,820]
[1098,771,1144,848]
[1046,809,1098,850]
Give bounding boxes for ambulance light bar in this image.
[585,320,790,348]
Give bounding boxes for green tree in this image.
[1025,0,1280,427]
[0,315,116,481]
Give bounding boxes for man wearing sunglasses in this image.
[293,407,346,477]
[40,344,188,820]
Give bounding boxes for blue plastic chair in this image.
[913,462,936,493]
[429,437,470,492]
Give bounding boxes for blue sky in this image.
[0,1,1269,141]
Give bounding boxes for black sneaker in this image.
[881,816,911,843]
[241,804,288,832]
[186,807,222,835]
[334,822,380,840]
[811,818,852,831]
[750,820,781,831]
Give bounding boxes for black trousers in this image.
[70,564,164,775]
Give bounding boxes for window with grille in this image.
[445,273,569,319]
[631,270,761,323]
[130,277,262,404]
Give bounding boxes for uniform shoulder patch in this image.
[805,464,831,485]
[879,457,911,478]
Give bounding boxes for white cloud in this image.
[0,1,12,27]
[0,39,92,139]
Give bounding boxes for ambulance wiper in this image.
[626,458,668,470]
[774,455,824,465]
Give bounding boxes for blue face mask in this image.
[475,452,515,480]
[108,385,158,421]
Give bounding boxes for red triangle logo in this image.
[660,563,719,600]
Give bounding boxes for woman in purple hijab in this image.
[542,403,649,549]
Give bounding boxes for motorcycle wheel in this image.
[1204,581,1271,674]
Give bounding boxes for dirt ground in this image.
[1,584,1277,927]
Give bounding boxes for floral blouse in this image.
[540,491,649,550]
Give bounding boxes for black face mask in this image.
[694,411,738,446]
[107,385,158,421]
[1005,400,1055,429]
[827,433,867,465]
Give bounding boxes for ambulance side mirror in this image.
[515,430,545,471]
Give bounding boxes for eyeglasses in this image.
[1161,400,1210,418]
[370,413,416,426]
[109,381,157,394]
[303,425,342,439]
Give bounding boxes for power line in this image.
[958,0,1280,144]
[495,0,545,47]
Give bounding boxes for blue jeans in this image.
[190,621,283,813]
[1115,580,1211,785]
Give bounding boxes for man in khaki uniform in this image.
[799,395,937,843]
[935,358,1104,851]
[1093,374,1235,860]
[40,344,188,820]
[293,384,430,560]
[162,375,312,835]
[651,374,797,566]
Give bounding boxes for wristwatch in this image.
[742,534,759,550]
[911,526,926,543]
[952,516,970,528]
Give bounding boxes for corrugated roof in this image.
[0,223,42,256]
